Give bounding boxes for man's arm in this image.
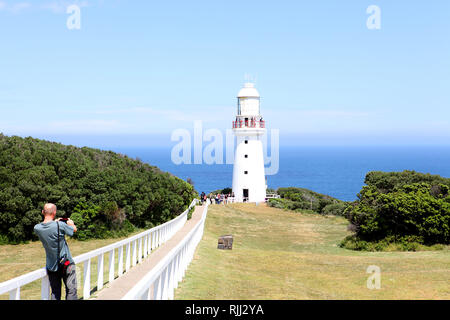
[66,219,77,233]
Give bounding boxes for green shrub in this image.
[208,187,232,196]
[268,188,349,216]
[342,172,450,251]
[322,202,347,216]
[346,180,450,245]
[339,234,440,252]
[267,198,289,209]
[187,205,195,220]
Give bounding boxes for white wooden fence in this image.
[0,199,198,300]
[122,203,208,300]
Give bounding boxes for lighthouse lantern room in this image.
[232,82,267,203]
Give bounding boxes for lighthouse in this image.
[232,82,267,203]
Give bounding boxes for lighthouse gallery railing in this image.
[232,120,265,128]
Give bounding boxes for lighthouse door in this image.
[243,189,249,202]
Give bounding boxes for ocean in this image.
[111,146,450,202]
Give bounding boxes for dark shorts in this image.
[47,263,78,300]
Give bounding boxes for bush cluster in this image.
[267,187,348,216]
[339,235,445,252]
[0,134,197,243]
[207,187,232,196]
[343,171,450,250]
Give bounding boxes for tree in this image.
[344,171,450,246]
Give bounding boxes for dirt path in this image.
[92,205,206,300]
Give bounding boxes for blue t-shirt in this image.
[34,221,75,272]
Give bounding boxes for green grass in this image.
[174,203,450,300]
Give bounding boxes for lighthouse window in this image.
[244,171,248,175]
[245,140,248,144]
[245,154,248,158]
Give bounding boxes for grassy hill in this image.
[174,203,450,299]
[0,134,196,243]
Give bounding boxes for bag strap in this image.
[56,221,60,264]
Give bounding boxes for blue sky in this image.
[0,0,449,148]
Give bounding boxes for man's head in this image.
[42,203,57,218]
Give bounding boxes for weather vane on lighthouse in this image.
[231,81,267,203]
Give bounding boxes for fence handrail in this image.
[122,203,208,300]
[0,198,198,299]
[0,268,47,295]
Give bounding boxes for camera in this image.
[59,218,69,224]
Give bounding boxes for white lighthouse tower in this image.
[232,82,267,203]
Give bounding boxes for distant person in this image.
[200,192,205,204]
[34,203,78,300]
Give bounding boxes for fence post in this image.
[41,274,50,300]
[150,232,154,251]
[147,232,153,254]
[118,246,124,276]
[161,267,168,300]
[9,287,20,300]
[83,258,91,300]
[153,275,161,300]
[125,242,131,272]
[174,253,181,288]
[182,245,188,278]
[157,229,161,247]
[109,249,115,283]
[143,235,148,259]
[166,261,173,300]
[141,287,150,300]
[97,253,104,291]
[132,240,137,267]
[138,238,143,263]
[178,247,184,283]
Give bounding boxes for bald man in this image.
[34,203,78,300]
